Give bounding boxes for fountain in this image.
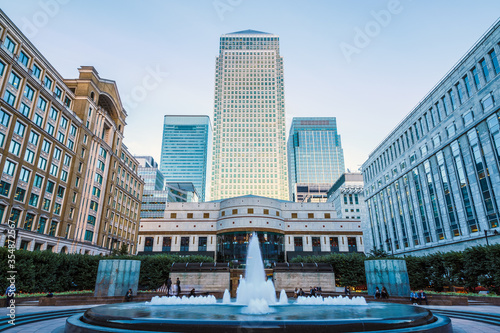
[65,233,452,332]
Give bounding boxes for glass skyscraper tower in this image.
[211,30,288,200]
[288,117,345,202]
[160,115,211,201]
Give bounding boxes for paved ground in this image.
[1,304,499,332]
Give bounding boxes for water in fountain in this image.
[235,233,277,307]
[278,289,288,305]
[222,289,231,304]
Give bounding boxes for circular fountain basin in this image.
[65,301,452,333]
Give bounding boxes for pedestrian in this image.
[374,286,381,299]
[418,290,428,305]
[294,288,298,298]
[381,286,389,299]
[166,277,172,297]
[176,277,181,296]
[344,286,350,296]
[309,286,315,297]
[125,288,133,302]
[410,290,418,305]
[5,285,15,307]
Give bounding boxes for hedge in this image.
[0,248,213,294]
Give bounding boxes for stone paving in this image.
[1,304,499,332]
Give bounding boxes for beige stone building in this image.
[0,9,143,255]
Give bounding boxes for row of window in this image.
[165,210,334,219]
[365,43,500,184]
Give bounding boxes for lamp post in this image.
[485,229,500,246]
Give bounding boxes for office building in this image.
[362,19,500,256]
[210,30,288,201]
[160,115,210,201]
[288,117,345,202]
[0,10,143,255]
[137,194,364,261]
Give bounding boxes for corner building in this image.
[362,19,500,256]
[0,10,143,255]
[211,30,288,201]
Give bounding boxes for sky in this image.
[2,0,500,172]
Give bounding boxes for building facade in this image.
[160,115,210,201]
[288,117,345,202]
[0,10,143,255]
[326,173,366,252]
[362,19,500,256]
[210,30,288,201]
[137,195,364,262]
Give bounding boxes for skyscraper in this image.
[211,30,288,200]
[160,115,211,201]
[288,117,345,202]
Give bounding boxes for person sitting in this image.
[410,291,418,305]
[310,286,316,297]
[418,290,428,305]
[381,287,389,299]
[190,288,196,296]
[374,287,381,299]
[293,288,298,298]
[298,288,305,296]
[125,288,133,302]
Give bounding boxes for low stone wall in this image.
[273,272,335,292]
[170,272,230,293]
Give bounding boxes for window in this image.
[42,198,51,211]
[203,212,210,218]
[291,212,297,218]
[3,160,16,176]
[49,107,58,120]
[57,132,65,143]
[67,139,74,151]
[53,203,61,215]
[463,110,474,126]
[3,90,16,107]
[20,103,30,117]
[49,164,58,176]
[0,109,11,127]
[489,49,500,75]
[232,209,237,215]
[14,187,25,202]
[45,180,54,193]
[324,213,331,218]
[19,167,30,182]
[45,123,54,136]
[23,214,34,231]
[70,124,77,136]
[97,160,105,171]
[170,213,177,218]
[33,174,43,188]
[90,201,98,211]
[294,237,303,251]
[420,145,428,156]
[41,139,51,153]
[29,131,39,145]
[482,95,495,111]
[8,140,21,156]
[55,86,62,99]
[92,186,100,198]
[99,147,107,158]
[37,217,46,234]
[94,173,103,184]
[60,117,68,129]
[446,124,456,138]
[4,36,16,53]
[37,157,47,170]
[187,213,193,218]
[455,82,464,104]
[24,149,35,164]
[0,61,4,76]
[28,193,39,207]
[0,181,11,196]
[84,230,93,241]
[43,76,53,90]
[247,208,254,214]
[13,121,26,136]
[8,72,21,89]
[480,59,490,82]
[64,96,71,108]
[32,64,41,79]
[308,213,314,218]
[432,135,441,148]
[87,215,96,225]
[180,237,190,251]
[463,75,471,97]
[34,114,43,127]
[63,154,71,166]
[472,67,481,90]
[60,170,68,182]
[37,97,47,111]
[18,51,29,67]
